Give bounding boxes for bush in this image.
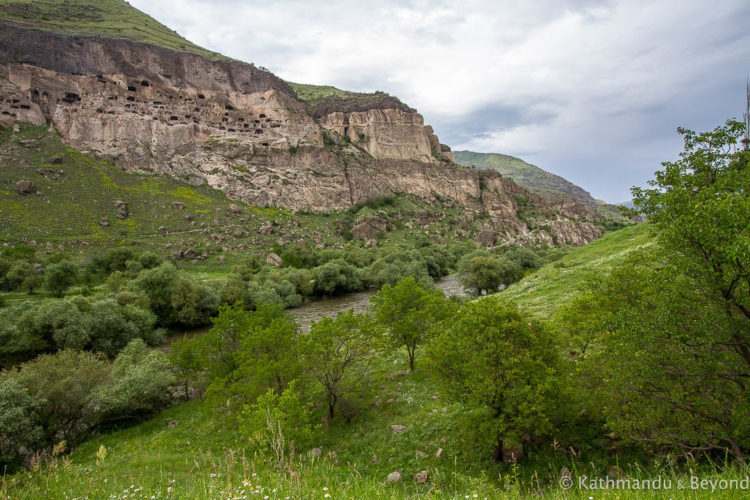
[312,259,363,296]
[241,381,319,467]
[44,260,78,297]
[129,263,219,327]
[0,376,41,470]
[427,301,560,461]
[6,261,40,293]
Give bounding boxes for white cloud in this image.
[129,0,750,201]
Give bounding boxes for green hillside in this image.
[0,0,225,59]
[497,223,654,319]
[453,150,597,204]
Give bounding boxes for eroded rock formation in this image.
[0,22,601,245]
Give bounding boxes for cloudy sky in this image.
[129,0,750,202]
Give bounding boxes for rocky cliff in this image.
[0,21,601,246]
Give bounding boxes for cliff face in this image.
[0,23,601,246]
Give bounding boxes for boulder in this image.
[114,200,129,219]
[413,470,429,484]
[387,471,402,483]
[168,420,180,428]
[436,448,445,458]
[171,201,185,210]
[14,180,35,195]
[183,248,197,259]
[99,216,109,227]
[228,203,242,214]
[390,424,407,435]
[351,222,379,241]
[257,225,274,235]
[266,253,282,267]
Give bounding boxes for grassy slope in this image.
[453,150,597,205]
[498,223,654,319]
[0,0,225,59]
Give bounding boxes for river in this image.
[163,274,466,348]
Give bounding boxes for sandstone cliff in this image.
[0,22,601,246]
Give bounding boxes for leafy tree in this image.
[13,350,110,444]
[312,259,362,296]
[138,251,162,269]
[98,339,175,424]
[6,261,39,293]
[87,299,158,358]
[170,334,206,401]
[199,303,251,383]
[0,375,41,469]
[129,262,219,327]
[231,305,300,402]
[568,246,750,459]
[371,275,455,371]
[44,260,78,297]
[427,301,559,461]
[458,252,520,296]
[299,310,377,420]
[619,119,750,459]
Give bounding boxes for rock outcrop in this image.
[0,22,602,246]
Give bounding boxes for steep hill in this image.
[453,150,596,204]
[0,0,224,59]
[497,223,654,319]
[0,0,603,247]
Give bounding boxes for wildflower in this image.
[325,495,331,499]
[211,473,218,478]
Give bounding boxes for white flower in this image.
[324,495,331,499]
[211,473,218,478]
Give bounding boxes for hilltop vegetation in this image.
[454,150,597,204]
[287,82,414,119]
[0,0,225,59]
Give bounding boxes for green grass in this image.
[286,82,362,102]
[497,223,655,319]
[286,82,413,119]
[4,342,747,499]
[0,0,225,59]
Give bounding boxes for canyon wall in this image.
[0,23,601,245]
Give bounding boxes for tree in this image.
[129,262,219,327]
[170,335,206,400]
[427,300,559,461]
[232,304,300,402]
[98,339,175,424]
[371,275,455,371]
[44,260,77,297]
[312,259,362,296]
[458,252,520,296]
[13,350,111,444]
[632,119,750,368]
[6,261,39,293]
[552,120,750,460]
[0,376,41,470]
[299,310,377,420]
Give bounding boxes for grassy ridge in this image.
[498,223,654,319]
[453,150,597,205]
[0,0,225,59]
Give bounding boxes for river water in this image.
[164,274,466,347]
[290,273,465,332]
